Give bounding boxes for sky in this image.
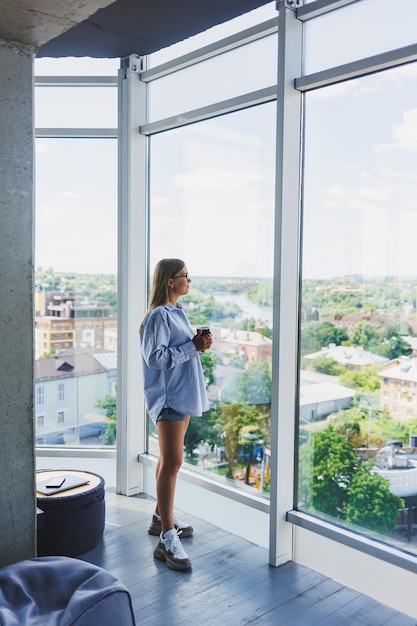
[34,0,417,280]
[302,62,417,279]
[34,4,277,278]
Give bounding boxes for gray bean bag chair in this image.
[0,556,135,625]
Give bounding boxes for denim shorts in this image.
[156,407,186,422]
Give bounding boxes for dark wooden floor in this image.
[80,490,416,626]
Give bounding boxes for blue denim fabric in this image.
[156,407,186,422]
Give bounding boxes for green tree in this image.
[222,361,271,405]
[299,427,355,518]
[238,317,273,339]
[217,403,258,478]
[184,407,219,459]
[95,393,117,445]
[377,335,412,360]
[311,357,345,376]
[350,321,380,350]
[346,463,404,533]
[246,280,273,307]
[40,348,56,358]
[338,366,381,392]
[301,322,349,356]
[200,350,216,387]
[181,290,242,325]
[183,350,218,458]
[94,290,118,315]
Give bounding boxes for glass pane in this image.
[148,34,277,122]
[34,57,119,76]
[299,62,417,555]
[148,2,277,67]
[35,86,117,128]
[304,0,417,75]
[148,102,276,497]
[35,138,118,448]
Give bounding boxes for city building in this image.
[35,317,76,358]
[301,306,319,322]
[35,348,117,445]
[299,370,354,422]
[220,328,272,365]
[324,312,385,334]
[304,343,388,371]
[373,444,417,538]
[378,357,417,420]
[35,291,117,357]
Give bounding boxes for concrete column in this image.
[0,40,36,566]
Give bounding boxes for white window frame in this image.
[120,20,280,541]
[35,75,118,466]
[57,383,65,402]
[286,0,417,598]
[36,386,45,406]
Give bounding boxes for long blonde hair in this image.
[140,258,185,334]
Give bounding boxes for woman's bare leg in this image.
[154,416,190,520]
[154,457,161,516]
[156,418,189,536]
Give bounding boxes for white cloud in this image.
[173,168,268,191]
[35,140,56,156]
[151,195,172,207]
[310,81,354,100]
[391,108,417,151]
[190,123,262,149]
[373,142,396,153]
[36,205,65,223]
[374,107,417,152]
[57,191,80,199]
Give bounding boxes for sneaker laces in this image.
[171,530,182,552]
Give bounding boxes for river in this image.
[213,293,273,325]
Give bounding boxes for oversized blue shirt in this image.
[140,302,209,424]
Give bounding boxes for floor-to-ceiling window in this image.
[33,1,417,599]
[295,0,417,559]
[148,104,276,495]
[34,58,118,452]
[143,3,278,499]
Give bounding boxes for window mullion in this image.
[269,0,303,567]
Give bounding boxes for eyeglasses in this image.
[171,273,191,280]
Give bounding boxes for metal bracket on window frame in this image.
[120,54,144,78]
[284,0,302,9]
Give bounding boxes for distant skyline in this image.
[34,268,417,285]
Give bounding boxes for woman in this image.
[139,258,212,570]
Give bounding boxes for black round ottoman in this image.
[36,470,105,557]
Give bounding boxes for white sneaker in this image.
[154,528,192,570]
[148,512,194,538]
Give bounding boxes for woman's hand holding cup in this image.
[193,326,212,352]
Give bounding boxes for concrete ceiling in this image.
[0,0,272,58]
[0,1,116,49]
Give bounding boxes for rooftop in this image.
[221,328,272,347]
[35,348,116,382]
[378,357,417,383]
[305,344,388,367]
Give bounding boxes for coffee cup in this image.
[197,326,210,335]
